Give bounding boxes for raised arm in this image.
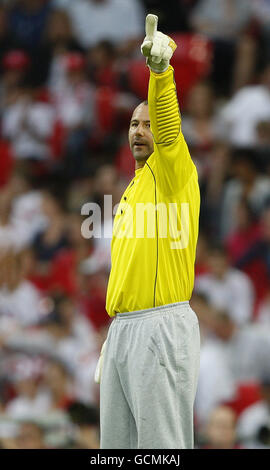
[148,66,180,145]
[141,15,196,195]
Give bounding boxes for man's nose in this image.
[135,123,145,136]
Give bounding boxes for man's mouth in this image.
[134,142,146,148]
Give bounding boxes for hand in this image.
[141,14,177,74]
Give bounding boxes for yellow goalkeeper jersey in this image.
[106,66,200,317]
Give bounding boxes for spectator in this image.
[140,0,192,34]
[181,85,230,235]
[237,373,270,448]
[195,233,210,276]
[87,40,118,88]
[225,198,261,264]
[195,244,254,325]
[191,0,252,41]
[89,164,120,266]
[202,142,231,237]
[0,50,30,109]
[0,250,43,330]
[195,311,236,426]
[50,52,95,177]
[235,204,270,307]
[0,167,47,252]
[14,421,47,449]
[255,120,270,176]
[0,187,30,251]
[181,81,220,181]
[78,255,111,333]
[92,164,119,204]
[53,0,145,50]
[0,6,19,74]
[1,78,55,161]
[42,358,74,411]
[66,175,95,213]
[0,295,98,405]
[195,308,270,426]
[198,405,239,449]
[33,8,83,86]
[257,291,270,326]
[8,168,47,245]
[219,63,270,146]
[32,190,69,270]
[5,356,51,420]
[190,0,256,96]
[256,119,270,151]
[220,148,270,238]
[190,291,215,342]
[39,294,98,404]
[67,402,100,448]
[8,0,52,51]
[251,0,270,61]
[41,212,93,295]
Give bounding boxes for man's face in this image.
[208,252,228,278]
[128,103,154,164]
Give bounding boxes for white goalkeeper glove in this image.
[141,14,177,74]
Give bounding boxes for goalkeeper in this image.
[99,14,200,449]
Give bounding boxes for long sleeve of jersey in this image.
[148,65,195,195]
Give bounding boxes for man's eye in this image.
[146,123,150,128]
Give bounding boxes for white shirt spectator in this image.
[6,391,51,420]
[237,401,270,448]
[196,323,270,427]
[48,54,95,130]
[195,268,254,325]
[219,85,270,146]
[53,81,94,130]
[0,191,47,252]
[0,281,43,327]
[5,313,100,404]
[2,99,55,160]
[80,218,113,275]
[195,337,236,427]
[228,324,270,382]
[0,221,31,252]
[11,190,48,244]
[191,0,252,40]
[53,0,144,48]
[55,315,99,404]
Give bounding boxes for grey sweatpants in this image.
[100,301,200,449]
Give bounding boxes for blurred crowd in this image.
[0,0,270,449]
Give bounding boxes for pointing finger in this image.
[151,36,162,63]
[145,14,158,41]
